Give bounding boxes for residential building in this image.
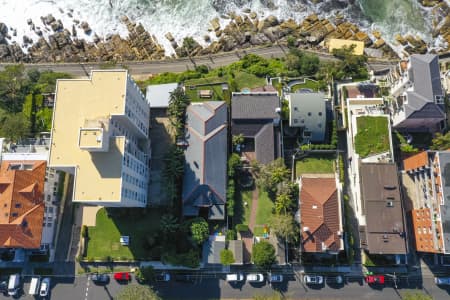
[286,92,326,143]
[49,70,150,207]
[299,175,344,254]
[0,160,46,250]
[231,92,281,165]
[387,54,446,132]
[146,82,178,108]
[403,151,450,254]
[182,101,227,219]
[359,163,407,255]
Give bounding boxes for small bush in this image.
[226,229,237,241]
[81,225,88,238]
[235,224,249,232]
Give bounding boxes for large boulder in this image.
[0,44,10,58]
[250,33,270,45]
[0,23,8,35]
[210,17,221,31]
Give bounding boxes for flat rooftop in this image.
[49,70,129,203]
[79,128,103,149]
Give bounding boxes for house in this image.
[286,92,326,143]
[145,82,178,109]
[359,163,407,255]
[182,101,227,219]
[49,70,150,207]
[0,160,46,249]
[299,175,344,253]
[328,39,364,56]
[403,151,450,255]
[231,92,281,164]
[388,54,446,132]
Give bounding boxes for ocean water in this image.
[0,0,440,55]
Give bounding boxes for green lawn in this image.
[354,116,390,157]
[255,190,274,225]
[242,190,253,225]
[296,154,336,175]
[86,208,161,260]
[291,78,320,92]
[234,71,267,91]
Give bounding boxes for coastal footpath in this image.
[1,0,450,64]
[0,45,397,77]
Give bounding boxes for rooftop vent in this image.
[386,201,394,207]
[303,226,310,232]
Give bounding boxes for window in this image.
[11,213,18,217]
[318,123,322,128]
[318,112,322,116]
[307,112,312,116]
[303,131,311,138]
[294,107,298,111]
[293,119,298,124]
[49,207,54,213]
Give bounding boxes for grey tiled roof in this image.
[411,54,443,100]
[182,101,228,219]
[255,123,275,165]
[404,54,445,121]
[231,93,280,120]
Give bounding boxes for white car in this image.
[246,273,264,283]
[304,275,323,285]
[39,277,50,297]
[226,273,244,282]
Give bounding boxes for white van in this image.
[7,274,20,296]
[226,273,244,282]
[29,277,40,296]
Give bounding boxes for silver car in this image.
[246,273,264,283]
[304,275,323,285]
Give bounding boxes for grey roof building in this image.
[287,92,326,143]
[231,92,281,165]
[390,54,446,132]
[359,163,407,255]
[146,82,178,108]
[182,101,228,220]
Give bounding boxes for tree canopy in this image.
[220,249,235,266]
[269,214,299,242]
[431,132,450,150]
[190,218,209,245]
[252,240,276,269]
[116,284,161,300]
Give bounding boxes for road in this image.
[0,272,448,300]
[0,45,396,77]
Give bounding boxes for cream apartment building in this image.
[49,70,150,207]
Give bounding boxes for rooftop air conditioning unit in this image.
[303,226,310,232]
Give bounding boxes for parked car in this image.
[304,275,323,285]
[365,275,385,285]
[268,273,284,283]
[0,281,7,294]
[247,273,264,283]
[435,277,450,285]
[91,273,110,285]
[114,272,130,281]
[29,277,40,296]
[7,274,21,296]
[226,273,244,282]
[156,272,170,282]
[39,277,50,297]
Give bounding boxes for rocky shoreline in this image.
[0,0,450,64]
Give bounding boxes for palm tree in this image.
[275,193,293,215]
[159,214,179,235]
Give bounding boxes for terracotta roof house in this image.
[231,92,281,164]
[359,163,407,255]
[403,151,450,254]
[388,54,446,133]
[182,101,228,220]
[299,176,344,253]
[0,160,46,249]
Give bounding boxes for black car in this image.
[175,274,195,283]
[91,273,110,285]
[0,281,7,294]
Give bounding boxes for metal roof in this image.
[146,83,178,108]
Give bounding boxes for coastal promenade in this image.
[0,45,397,77]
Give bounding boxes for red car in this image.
[114,272,130,281]
[365,275,385,285]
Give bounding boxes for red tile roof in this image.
[300,177,341,252]
[403,151,429,171]
[0,161,46,249]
